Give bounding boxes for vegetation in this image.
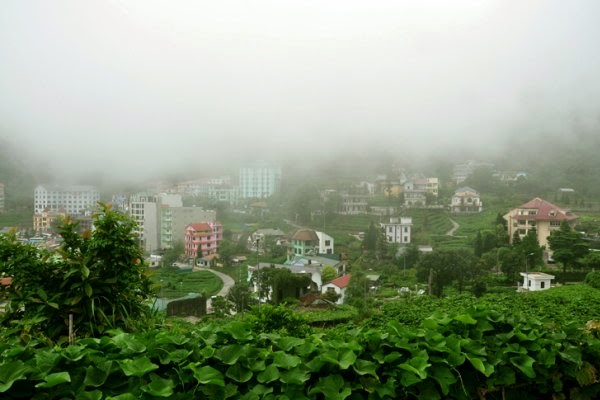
[0,204,153,340]
[1,295,599,398]
[150,268,223,299]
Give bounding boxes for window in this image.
[404,227,408,233]
[528,280,531,287]
[404,236,408,242]
[541,281,545,289]
[325,240,331,246]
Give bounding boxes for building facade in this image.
[289,229,334,256]
[380,217,412,244]
[450,187,483,213]
[34,185,100,215]
[503,197,578,249]
[33,210,66,233]
[129,193,160,254]
[239,161,281,199]
[184,222,223,259]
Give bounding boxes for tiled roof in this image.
[291,229,319,242]
[188,223,212,231]
[1,277,12,286]
[327,274,352,289]
[516,198,577,222]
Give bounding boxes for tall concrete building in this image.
[239,160,281,199]
[130,192,217,253]
[34,185,100,215]
[129,193,160,254]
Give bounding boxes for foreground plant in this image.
[0,203,153,341]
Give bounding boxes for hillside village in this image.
[2,156,600,308]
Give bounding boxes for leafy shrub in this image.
[0,204,153,341]
[246,303,311,337]
[585,271,600,289]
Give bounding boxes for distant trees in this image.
[548,221,589,272]
[415,249,478,297]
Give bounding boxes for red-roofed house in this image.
[184,222,223,260]
[321,274,352,305]
[503,197,578,249]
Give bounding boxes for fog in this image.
[1,0,599,183]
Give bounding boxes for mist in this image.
[1,0,599,184]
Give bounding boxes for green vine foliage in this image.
[0,306,599,399]
[0,203,154,341]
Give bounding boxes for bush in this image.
[585,271,600,289]
[0,204,154,341]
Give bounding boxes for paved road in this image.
[195,267,235,312]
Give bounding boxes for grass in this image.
[150,268,223,298]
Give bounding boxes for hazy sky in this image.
[1,0,599,182]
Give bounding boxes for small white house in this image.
[519,272,555,291]
[321,274,352,305]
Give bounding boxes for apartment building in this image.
[184,221,223,258]
[239,160,281,199]
[34,185,100,215]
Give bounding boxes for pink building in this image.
[184,222,223,259]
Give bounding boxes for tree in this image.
[548,221,590,272]
[162,241,184,267]
[321,265,338,284]
[217,239,236,267]
[227,283,255,312]
[0,204,153,340]
[363,222,378,253]
[497,247,522,282]
[516,229,543,267]
[416,249,478,296]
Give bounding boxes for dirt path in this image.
[446,218,460,236]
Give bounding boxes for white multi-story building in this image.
[239,161,281,199]
[34,185,100,215]
[129,193,160,254]
[380,217,412,244]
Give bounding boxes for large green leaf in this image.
[35,371,71,388]
[226,364,253,383]
[118,357,158,377]
[76,390,103,400]
[429,365,456,395]
[274,337,304,352]
[308,374,351,400]
[257,364,279,383]
[140,374,175,397]
[188,364,225,386]
[0,360,30,392]
[111,332,146,354]
[510,355,536,379]
[353,359,379,377]
[466,354,494,377]
[215,344,246,365]
[279,367,310,385]
[84,361,113,387]
[399,351,430,380]
[272,351,301,369]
